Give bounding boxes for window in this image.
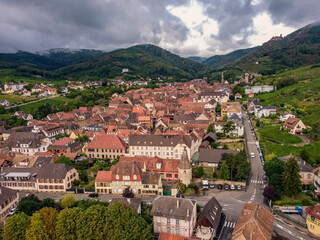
[167,218,170,224]
[157,216,161,223]
[116,175,119,179]
[176,228,180,235]
[167,227,171,234]
[157,225,161,232]
[133,175,137,180]
[176,219,179,226]
[167,174,172,178]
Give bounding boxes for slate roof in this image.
[151,196,196,221]
[198,148,238,164]
[0,186,18,206]
[129,134,195,148]
[197,196,222,231]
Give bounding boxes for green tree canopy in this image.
[56,155,73,166]
[60,194,76,209]
[55,207,84,240]
[218,160,230,180]
[264,157,285,178]
[17,200,41,216]
[206,123,215,134]
[282,157,302,197]
[25,207,58,240]
[3,212,30,240]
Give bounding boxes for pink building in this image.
[151,196,197,238]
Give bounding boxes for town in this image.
[0,75,318,240]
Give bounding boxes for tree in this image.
[76,205,107,240]
[211,142,219,149]
[56,155,73,166]
[56,207,84,240]
[104,202,153,240]
[25,207,58,240]
[300,149,309,162]
[123,187,135,198]
[282,157,302,197]
[17,200,41,216]
[218,160,230,180]
[3,212,30,240]
[60,194,76,209]
[76,135,89,142]
[206,123,215,134]
[263,157,285,178]
[232,85,245,96]
[223,121,235,136]
[269,173,283,198]
[41,198,55,208]
[55,133,69,140]
[263,186,277,202]
[192,166,204,178]
[215,103,221,113]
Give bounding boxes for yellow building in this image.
[306,204,320,237]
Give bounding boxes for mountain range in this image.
[0,21,320,80]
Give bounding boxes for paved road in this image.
[5,94,61,109]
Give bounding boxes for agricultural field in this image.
[0,94,38,104]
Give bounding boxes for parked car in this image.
[224,184,229,190]
[237,185,242,190]
[89,193,99,198]
[217,184,223,190]
[250,152,255,158]
[82,198,89,201]
[209,183,215,189]
[8,208,16,216]
[230,184,235,190]
[262,175,268,181]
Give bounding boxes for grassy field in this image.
[14,97,72,113]
[0,94,38,104]
[225,141,245,151]
[259,125,302,144]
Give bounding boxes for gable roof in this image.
[198,148,238,163]
[87,132,127,150]
[197,196,222,231]
[151,196,196,221]
[232,203,274,240]
[283,118,302,129]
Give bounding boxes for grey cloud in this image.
[0,0,189,53]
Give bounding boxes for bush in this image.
[192,167,204,178]
[301,199,312,206]
[188,183,196,189]
[178,182,186,193]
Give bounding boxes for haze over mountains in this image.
[0,22,320,80]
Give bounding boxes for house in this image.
[159,232,199,240]
[200,132,217,148]
[95,161,163,195]
[283,118,306,135]
[21,89,31,97]
[196,148,238,168]
[244,85,274,94]
[227,114,244,137]
[83,123,104,132]
[280,112,296,122]
[235,92,242,100]
[86,132,127,159]
[0,186,19,220]
[14,111,33,121]
[128,134,201,160]
[221,102,241,118]
[247,99,260,113]
[108,198,142,215]
[254,106,277,118]
[196,196,222,240]
[312,167,320,192]
[232,203,274,240]
[214,122,225,134]
[47,137,83,154]
[280,155,314,185]
[305,204,320,238]
[0,99,10,106]
[0,160,79,192]
[151,196,197,238]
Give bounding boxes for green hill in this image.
[255,64,320,164]
[56,44,207,80]
[188,56,207,63]
[231,22,320,74]
[203,47,257,68]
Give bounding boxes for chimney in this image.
[177,199,180,208]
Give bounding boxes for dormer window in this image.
[133,175,137,180]
[156,163,162,169]
[116,175,119,179]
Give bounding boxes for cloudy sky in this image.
[0,0,319,57]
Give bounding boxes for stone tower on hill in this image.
[178,147,192,186]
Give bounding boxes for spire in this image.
[178,146,191,170]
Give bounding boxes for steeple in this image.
[179,147,191,170]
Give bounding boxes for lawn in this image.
[15,97,72,113]
[0,94,38,104]
[225,141,245,151]
[259,125,303,144]
[203,167,214,179]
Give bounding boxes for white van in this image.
[250,152,255,158]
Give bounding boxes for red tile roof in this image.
[159,232,199,240]
[87,132,127,150]
[95,171,112,182]
[283,117,301,129]
[52,137,74,146]
[306,204,320,219]
[62,152,78,160]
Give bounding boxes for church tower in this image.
[178,147,192,186]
